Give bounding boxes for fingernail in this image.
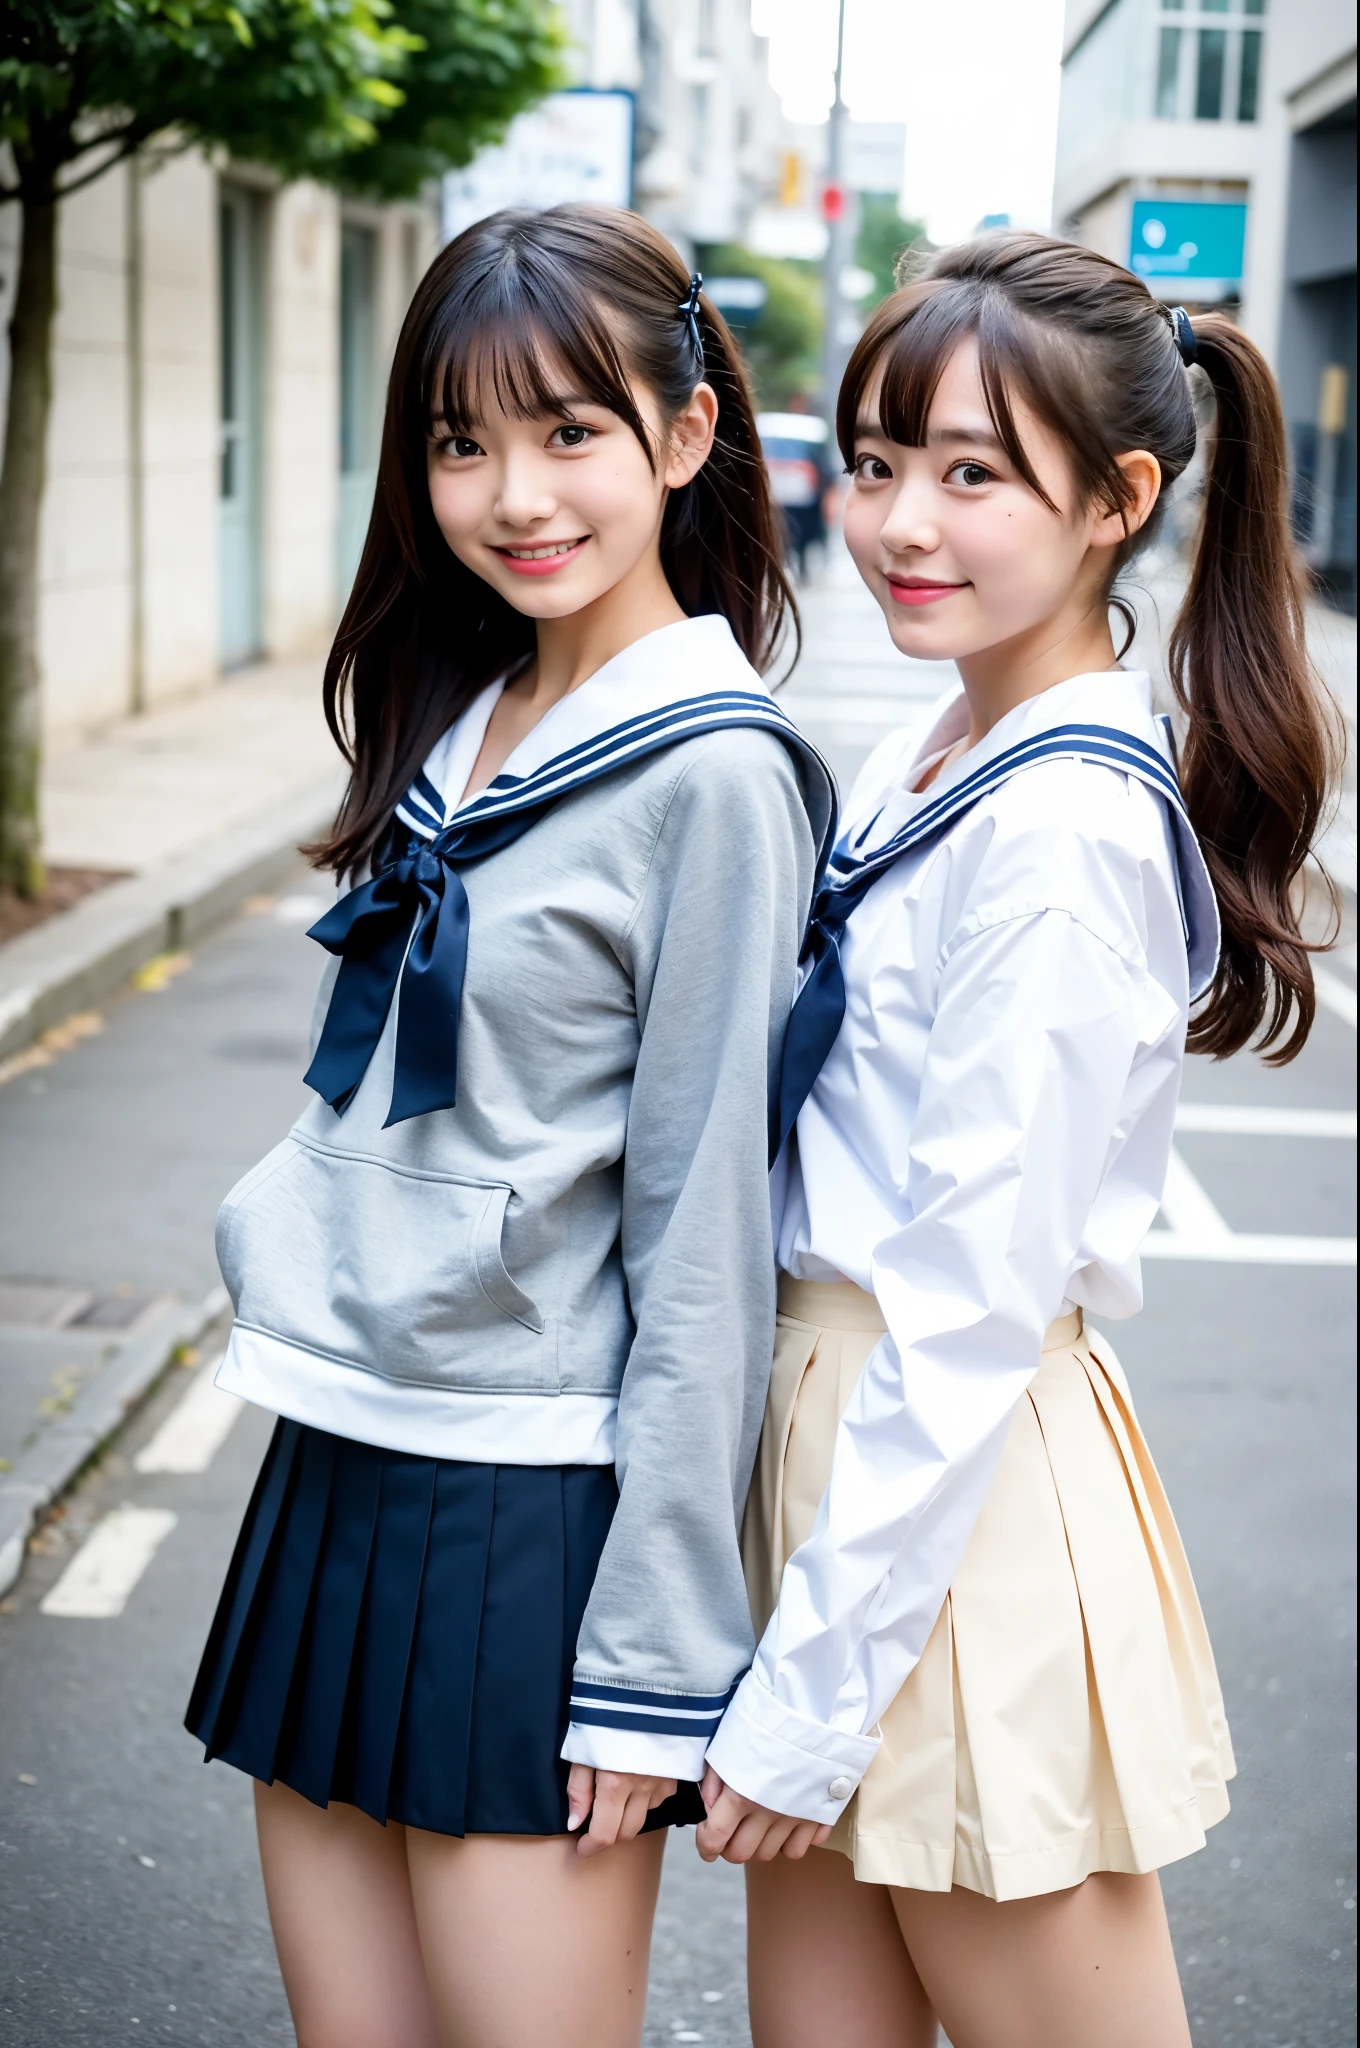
[567,1813,581,1831]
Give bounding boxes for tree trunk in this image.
[0,192,58,898]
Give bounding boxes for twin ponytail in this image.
[1170,314,1337,1060]
[844,234,1339,1062]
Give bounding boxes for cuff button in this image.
[827,1776,854,1802]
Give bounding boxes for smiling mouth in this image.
[493,537,590,574]
[885,574,969,607]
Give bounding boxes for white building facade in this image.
[1056,0,1356,611]
[0,151,436,749]
[557,0,792,255]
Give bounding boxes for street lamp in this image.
[820,0,850,420]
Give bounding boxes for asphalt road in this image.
[0,558,1355,2046]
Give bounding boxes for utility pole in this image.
[819,0,850,420]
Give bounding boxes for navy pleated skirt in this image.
[186,1419,706,1838]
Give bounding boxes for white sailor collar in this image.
[416,615,767,828]
[851,669,1166,857]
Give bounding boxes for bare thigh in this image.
[254,1780,440,2048]
[746,1846,938,2048]
[892,1871,1192,2048]
[405,1823,667,2048]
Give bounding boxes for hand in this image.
[566,1764,678,1858]
[695,1767,833,1864]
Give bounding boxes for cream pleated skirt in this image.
[742,1276,1235,1902]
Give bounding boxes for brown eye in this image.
[945,460,994,488]
[854,454,893,482]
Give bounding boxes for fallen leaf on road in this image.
[131,951,191,994]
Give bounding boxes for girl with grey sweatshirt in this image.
[186,203,834,2046]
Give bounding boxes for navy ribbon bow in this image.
[303,690,837,1130]
[304,799,556,1127]
[771,720,1217,1160]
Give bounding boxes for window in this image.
[1196,28,1227,116]
[1154,1,1266,122]
[1238,27,1262,119]
[1157,27,1183,117]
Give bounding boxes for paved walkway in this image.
[42,652,340,878]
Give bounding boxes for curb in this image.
[0,1286,231,1599]
[0,772,344,1062]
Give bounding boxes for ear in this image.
[663,382,720,489]
[1090,449,1163,553]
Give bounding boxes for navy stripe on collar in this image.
[397,691,809,841]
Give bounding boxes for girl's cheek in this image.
[842,492,881,570]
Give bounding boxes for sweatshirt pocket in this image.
[216,1135,554,1392]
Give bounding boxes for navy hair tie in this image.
[1169,305,1198,367]
[677,273,704,373]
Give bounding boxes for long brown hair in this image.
[839,232,1338,1063]
[310,204,796,878]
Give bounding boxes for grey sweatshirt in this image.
[214,618,829,1777]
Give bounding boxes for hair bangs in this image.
[839,280,1122,516]
[420,251,654,466]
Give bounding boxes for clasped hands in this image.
[564,1763,830,1862]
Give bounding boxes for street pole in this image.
[819,0,849,422]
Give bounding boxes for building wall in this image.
[1055,0,1266,310]
[36,168,135,743]
[259,178,342,658]
[138,153,218,715]
[1240,6,1355,365]
[0,151,435,749]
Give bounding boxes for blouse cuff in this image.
[705,1670,880,1824]
[560,1675,735,1782]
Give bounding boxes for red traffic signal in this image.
[821,183,847,223]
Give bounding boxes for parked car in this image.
[757,411,833,580]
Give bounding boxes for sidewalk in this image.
[0,652,344,1594]
[0,653,345,1062]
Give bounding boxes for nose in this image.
[493,448,557,531]
[878,474,941,561]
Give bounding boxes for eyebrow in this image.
[927,425,1004,450]
[852,416,1004,452]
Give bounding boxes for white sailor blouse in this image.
[706,669,1219,1824]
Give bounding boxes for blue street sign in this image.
[1130,199,1247,284]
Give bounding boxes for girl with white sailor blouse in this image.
[185,205,832,2048]
[699,234,1335,2047]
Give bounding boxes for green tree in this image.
[0,0,563,896]
[854,192,928,308]
[697,243,822,412]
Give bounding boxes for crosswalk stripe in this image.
[39,1507,178,1618]
[1149,1147,1357,1265]
[134,1360,242,1475]
[1143,1233,1357,1266]
[1175,1104,1357,1138]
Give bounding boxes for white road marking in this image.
[1158,1149,1233,1242]
[40,1507,178,1619]
[1175,1104,1357,1138]
[134,1360,242,1475]
[275,893,333,926]
[1314,966,1358,1029]
[1143,1233,1357,1266]
[1148,1148,1357,1265]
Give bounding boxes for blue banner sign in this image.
[1130,200,1247,284]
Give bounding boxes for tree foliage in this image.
[697,243,823,413]
[854,193,929,308]
[0,0,565,203]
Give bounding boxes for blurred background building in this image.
[1056,0,1356,611]
[0,157,436,747]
